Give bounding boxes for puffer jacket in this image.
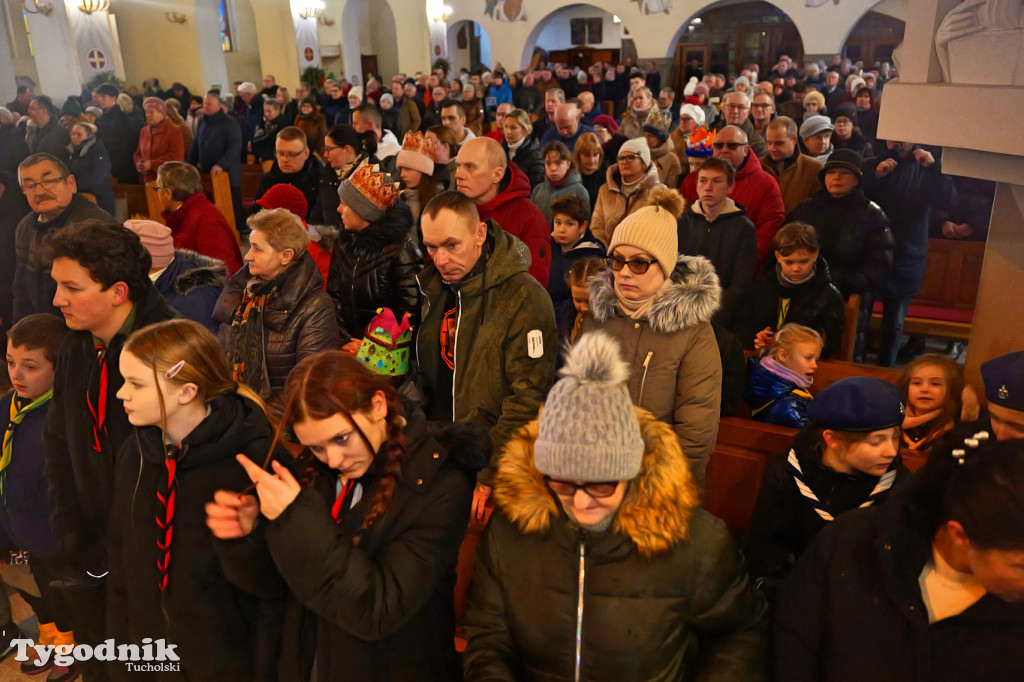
[162,191,243,273]
[787,187,894,298]
[504,137,545,188]
[743,356,813,428]
[530,168,591,224]
[153,249,228,332]
[590,164,666,247]
[213,252,340,394]
[326,202,423,340]
[415,222,557,483]
[310,152,380,227]
[582,256,723,487]
[650,137,683,188]
[731,257,846,358]
[462,410,769,682]
[475,162,552,285]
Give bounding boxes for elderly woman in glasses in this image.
[580,188,723,488]
[590,137,666,247]
[463,332,766,681]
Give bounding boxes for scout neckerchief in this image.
[1,389,54,498]
[786,448,897,522]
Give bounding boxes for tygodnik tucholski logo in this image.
[12,637,181,672]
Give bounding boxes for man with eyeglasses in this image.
[713,91,766,157]
[12,153,113,321]
[24,96,70,159]
[252,126,321,221]
[750,91,776,139]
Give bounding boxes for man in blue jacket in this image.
[186,92,245,233]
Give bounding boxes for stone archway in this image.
[447,20,493,73]
[341,0,399,84]
[520,3,633,70]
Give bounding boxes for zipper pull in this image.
[642,351,653,369]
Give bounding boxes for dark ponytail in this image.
[359,129,378,158]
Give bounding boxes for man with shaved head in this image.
[455,137,550,284]
[539,102,595,151]
[682,125,786,267]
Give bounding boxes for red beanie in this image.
[256,183,308,223]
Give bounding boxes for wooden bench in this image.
[200,172,239,245]
[870,238,984,341]
[112,183,151,220]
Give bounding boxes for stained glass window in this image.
[219,0,233,52]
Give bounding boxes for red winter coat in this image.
[163,192,243,273]
[681,146,786,268]
[134,118,186,184]
[475,163,551,285]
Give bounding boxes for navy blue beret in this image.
[981,350,1024,412]
[807,377,905,431]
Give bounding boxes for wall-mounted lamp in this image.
[77,0,109,12]
[298,0,324,20]
[165,11,186,23]
[426,0,452,23]
[22,0,53,15]
[612,14,621,23]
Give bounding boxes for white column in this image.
[0,3,19,104]
[24,0,83,100]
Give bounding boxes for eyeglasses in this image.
[617,154,642,163]
[152,185,170,192]
[322,144,342,153]
[605,255,655,274]
[545,477,620,499]
[20,176,66,193]
[275,150,308,158]
[712,141,747,150]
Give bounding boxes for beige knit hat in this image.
[607,187,685,277]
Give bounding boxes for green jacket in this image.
[416,222,557,483]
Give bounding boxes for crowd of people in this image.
[0,50,1020,682]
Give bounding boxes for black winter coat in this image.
[776,500,1024,682]
[787,188,894,298]
[742,434,908,595]
[0,124,30,173]
[25,117,69,158]
[0,172,30,337]
[96,106,142,184]
[326,202,423,340]
[731,257,846,358]
[64,137,116,214]
[43,285,178,570]
[107,393,292,682]
[580,164,607,210]
[218,408,485,682]
[187,110,243,187]
[310,153,379,227]
[504,137,545,188]
[254,155,323,222]
[153,250,227,332]
[214,252,339,395]
[251,115,286,162]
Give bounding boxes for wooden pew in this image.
[200,172,239,245]
[112,183,151,220]
[836,294,860,362]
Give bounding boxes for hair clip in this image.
[164,360,186,380]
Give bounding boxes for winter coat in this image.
[580,164,607,210]
[0,125,29,174]
[833,130,873,158]
[251,115,286,162]
[321,96,349,127]
[862,148,944,299]
[776,499,1024,682]
[677,198,757,328]
[96,106,142,184]
[547,229,606,306]
[743,356,813,428]
[107,392,291,682]
[25,117,69,158]
[310,153,379,227]
[306,223,339,286]
[475,162,552,286]
[650,138,683,188]
[515,86,544,114]
[254,155,323,222]
[618,103,662,141]
[187,110,243,187]
[760,149,823,214]
[787,188,894,298]
[218,408,484,682]
[462,410,769,682]
[153,250,228,332]
[415,222,557,483]
[743,435,909,593]
[590,164,666,248]
[504,137,546,188]
[43,284,178,572]
[731,257,846,358]
[133,117,186,183]
[582,256,723,487]
[530,169,591,224]
[682,146,786,267]
[213,252,340,395]
[0,391,60,558]
[64,137,116,214]
[13,194,114,320]
[397,96,422,139]
[163,192,243,273]
[325,202,423,340]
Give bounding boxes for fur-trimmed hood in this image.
[587,255,721,333]
[307,222,341,253]
[169,249,228,295]
[493,407,699,558]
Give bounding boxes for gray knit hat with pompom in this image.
[534,331,645,482]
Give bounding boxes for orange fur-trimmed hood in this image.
[493,407,700,558]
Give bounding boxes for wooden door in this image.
[673,42,709,94]
[360,55,378,84]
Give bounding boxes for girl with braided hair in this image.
[108,318,293,681]
[207,350,486,681]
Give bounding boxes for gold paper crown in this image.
[348,164,400,211]
[401,131,436,157]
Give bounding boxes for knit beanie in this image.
[617,137,651,167]
[396,131,436,175]
[85,106,103,119]
[61,97,82,117]
[679,103,705,127]
[124,220,174,269]
[348,85,364,102]
[693,82,710,97]
[380,93,394,108]
[607,187,684,277]
[143,97,167,115]
[733,76,751,91]
[592,114,618,134]
[800,114,833,140]
[835,102,858,125]
[256,183,309,223]
[534,331,645,482]
[683,76,698,97]
[337,164,400,223]
[819,149,864,184]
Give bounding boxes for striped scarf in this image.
[786,448,897,522]
[227,281,277,399]
[2,390,53,499]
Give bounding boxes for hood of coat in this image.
[605,161,662,194]
[342,201,414,251]
[649,136,676,159]
[734,145,764,181]
[759,253,835,287]
[588,254,721,333]
[689,196,745,220]
[477,161,532,220]
[744,356,802,406]
[170,249,228,295]
[493,407,699,558]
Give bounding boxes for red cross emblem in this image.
[87,49,106,70]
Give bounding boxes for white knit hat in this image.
[618,137,651,167]
[679,103,705,127]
